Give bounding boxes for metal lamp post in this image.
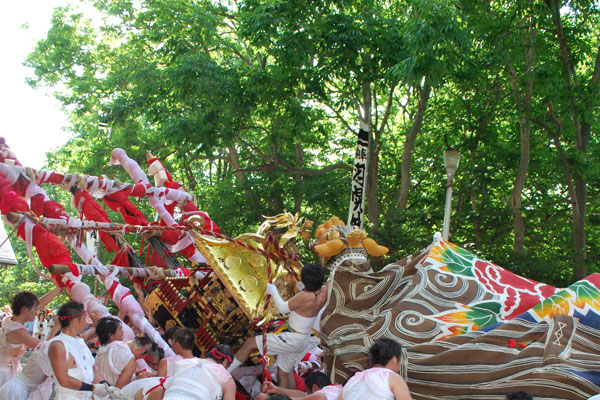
[442,149,460,241]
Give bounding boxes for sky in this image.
[0,1,74,169]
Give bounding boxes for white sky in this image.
[0,1,74,169]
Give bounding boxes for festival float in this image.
[1,134,600,399]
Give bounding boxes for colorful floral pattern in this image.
[427,239,600,335]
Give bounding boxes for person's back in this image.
[121,376,172,400]
[162,343,235,400]
[163,358,229,399]
[342,367,395,400]
[94,340,134,386]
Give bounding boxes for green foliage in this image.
[3,0,596,296]
[0,237,69,308]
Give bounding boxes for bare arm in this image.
[47,315,61,339]
[115,357,137,388]
[7,328,40,350]
[222,378,236,400]
[157,358,168,377]
[38,286,62,309]
[263,381,307,398]
[81,328,97,344]
[300,393,327,400]
[49,341,88,390]
[389,374,412,400]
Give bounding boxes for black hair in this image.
[369,338,403,367]
[304,372,331,392]
[173,328,195,350]
[506,392,533,400]
[96,317,121,346]
[57,301,85,329]
[268,395,292,400]
[134,334,156,353]
[11,291,39,316]
[163,326,180,343]
[301,263,325,292]
[149,346,165,361]
[208,344,234,365]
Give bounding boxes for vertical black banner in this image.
[347,122,369,228]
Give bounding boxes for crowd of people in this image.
[0,263,541,399]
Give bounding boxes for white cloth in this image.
[0,342,53,400]
[46,333,94,400]
[31,317,40,338]
[41,319,50,340]
[94,341,134,386]
[288,311,317,335]
[341,367,394,400]
[122,376,171,400]
[162,358,231,400]
[136,358,153,375]
[0,318,27,386]
[164,355,183,377]
[315,384,343,400]
[255,329,320,372]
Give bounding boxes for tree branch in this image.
[235,161,352,176]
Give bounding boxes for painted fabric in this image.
[321,238,600,399]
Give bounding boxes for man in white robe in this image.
[47,301,122,400]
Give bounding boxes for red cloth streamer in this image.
[73,189,120,252]
[0,174,79,277]
[30,195,67,219]
[146,377,168,395]
[103,187,149,226]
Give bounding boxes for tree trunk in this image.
[397,80,431,210]
[507,18,536,254]
[364,83,380,229]
[182,152,198,192]
[293,142,304,213]
[227,145,261,211]
[470,190,482,250]
[547,0,598,280]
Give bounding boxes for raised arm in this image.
[47,314,61,339]
[266,283,290,314]
[38,286,62,309]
